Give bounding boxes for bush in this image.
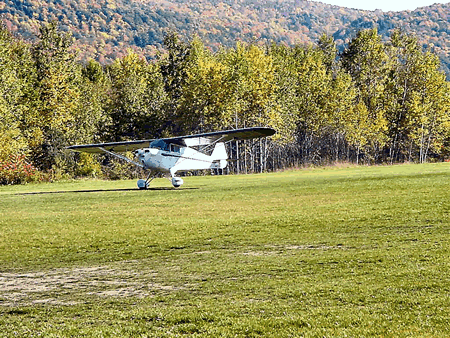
[75,153,102,178]
[0,154,39,185]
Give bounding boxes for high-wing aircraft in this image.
[67,127,276,189]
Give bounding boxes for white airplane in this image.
[67,127,276,189]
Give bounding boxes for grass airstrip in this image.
[0,163,449,337]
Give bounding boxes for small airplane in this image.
[67,127,276,189]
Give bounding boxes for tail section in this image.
[212,142,227,160]
[211,142,228,169]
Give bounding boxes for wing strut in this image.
[99,147,144,168]
[198,135,226,153]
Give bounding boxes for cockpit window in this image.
[149,140,168,150]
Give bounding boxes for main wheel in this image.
[137,179,148,190]
[171,177,184,187]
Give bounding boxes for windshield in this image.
[149,139,168,150]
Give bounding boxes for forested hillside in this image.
[0,22,449,184]
[1,0,450,74]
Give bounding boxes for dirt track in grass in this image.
[0,261,184,307]
[0,245,345,307]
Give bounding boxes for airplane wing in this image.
[165,127,276,147]
[66,140,153,153]
[67,127,276,152]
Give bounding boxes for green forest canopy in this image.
[0,22,449,184]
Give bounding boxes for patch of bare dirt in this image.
[0,263,182,307]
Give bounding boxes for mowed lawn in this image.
[0,163,449,337]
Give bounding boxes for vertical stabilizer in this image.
[211,142,228,169]
[212,142,227,160]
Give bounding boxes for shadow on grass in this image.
[17,187,198,195]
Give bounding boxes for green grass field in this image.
[1,163,449,337]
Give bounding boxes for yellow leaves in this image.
[179,40,283,133]
[443,120,450,138]
[99,32,112,40]
[75,152,101,177]
[106,0,117,9]
[183,51,232,128]
[25,128,44,149]
[343,98,388,150]
[345,101,369,148]
[115,49,147,75]
[0,126,24,162]
[0,102,27,161]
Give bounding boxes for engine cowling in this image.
[171,177,184,188]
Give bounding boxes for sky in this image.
[314,0,449,11]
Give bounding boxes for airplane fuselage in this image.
[135,147,178,173]
[135,143,227,176]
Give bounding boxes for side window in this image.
[170,144,181,153]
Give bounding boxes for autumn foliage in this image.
[0,155,38,185]
[1,0,450,73]
[0,22,449,185]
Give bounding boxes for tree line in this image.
[0,22,449,184]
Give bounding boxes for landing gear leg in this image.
[137,172,155,190]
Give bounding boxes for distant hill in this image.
[1,0,450,73]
